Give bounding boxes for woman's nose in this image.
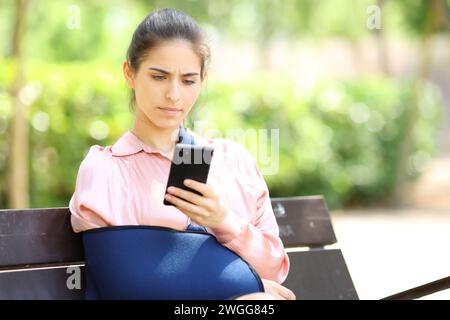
[166,82,181,103]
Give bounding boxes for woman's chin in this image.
[155,118,184,130]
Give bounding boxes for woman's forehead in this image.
[141,40,202,72]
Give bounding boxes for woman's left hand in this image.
[164,179,228,228]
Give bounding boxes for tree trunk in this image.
[7,0,29,208]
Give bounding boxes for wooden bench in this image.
[0,196,449,299]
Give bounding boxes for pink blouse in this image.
[69,129,289,283]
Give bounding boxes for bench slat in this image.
[283,249,358,300]
[0,208,84,267]
[0,265,85,299]
[272,196,337,248]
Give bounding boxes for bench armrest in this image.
[381,276,450,300]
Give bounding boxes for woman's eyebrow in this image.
[148,67,199,77]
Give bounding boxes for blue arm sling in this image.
[82,225,264,300]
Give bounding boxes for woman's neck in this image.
[131,115,180,154]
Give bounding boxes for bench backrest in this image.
[0,196,358,299]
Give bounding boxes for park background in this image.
[0,0,449,299]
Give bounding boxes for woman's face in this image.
[124,39,205,130]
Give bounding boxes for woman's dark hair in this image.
[126,8,210,109]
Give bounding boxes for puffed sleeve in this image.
[69,146,113,233]
[207,141,290,284]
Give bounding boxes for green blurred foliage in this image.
[200,73,443,208]
[3,0,448,61]
[0,59,133,207]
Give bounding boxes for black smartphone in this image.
[163,143,215,206]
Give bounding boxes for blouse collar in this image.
[111,125,196,157]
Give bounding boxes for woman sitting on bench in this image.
[69,8,294,301]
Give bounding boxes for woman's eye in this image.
[152,75,165,81]
[184,80,195,85]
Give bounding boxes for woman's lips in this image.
[158,107,182,116]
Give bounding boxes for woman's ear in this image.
[202,70,208,82]
[123,61,135,89]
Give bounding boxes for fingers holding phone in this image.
[165,179,228,228]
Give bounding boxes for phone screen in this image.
[163,144,214,206]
